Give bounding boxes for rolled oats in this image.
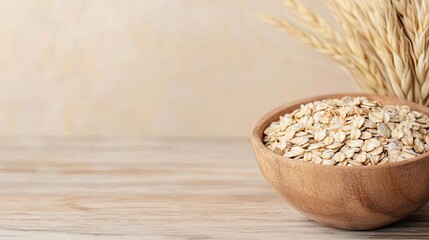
[360,132,373,140]
[314,129,326,141]
[350,128,361,140]
[264,96,429,166]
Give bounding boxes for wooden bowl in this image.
[251,93,429,230]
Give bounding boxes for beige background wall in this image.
[0,0,357,137]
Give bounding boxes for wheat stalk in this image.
[328,0,392,96]
[258,14,347,63]
[260,14,374,93]
[261,0,429,105]
[284,0,392,94]
[396,0,429,104]
[371,0,413,100]
[280,0,339,42]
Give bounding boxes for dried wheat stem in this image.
[280,0,385,93]
[281,0,339,42]
[329,0,391,95]
[388,2,414,100]
[344,0,412,100]
[259,14,378,92]
[258,15,347,63]
[260,0,429,105]
[397,0,429,103]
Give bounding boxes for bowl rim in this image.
[251,93,429,170]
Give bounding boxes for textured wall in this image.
[0,0,357,137]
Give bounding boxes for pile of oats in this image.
[263,96,429,166]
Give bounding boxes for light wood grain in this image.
[0,138,427,239]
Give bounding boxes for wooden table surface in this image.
[0,138,428,239]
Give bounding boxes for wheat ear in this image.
[397,0,429,104]
[280,0,339,41]
[328,0,392,96]
[260,0,429,105]
[258,14,347,63]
